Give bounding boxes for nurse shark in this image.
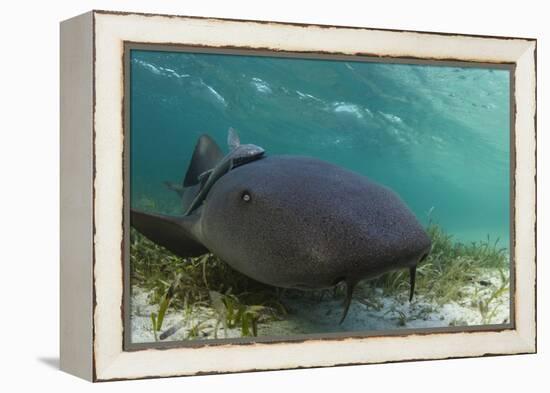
[132,129,431,323]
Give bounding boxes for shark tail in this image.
[163,181,185,198]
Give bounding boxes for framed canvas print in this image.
[60,10,537,382]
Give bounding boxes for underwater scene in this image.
[128,48,511,344]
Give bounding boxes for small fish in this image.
[184,128,265,215]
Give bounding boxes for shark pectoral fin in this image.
[339,280,357,324]
[183,134,223,187]
[131,209,208,258]
[409,265,417,302]
[227,127,241,150]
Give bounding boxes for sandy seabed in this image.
[130,267,510,344]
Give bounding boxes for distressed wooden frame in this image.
[60,10,537,382]
[122,43,518,351]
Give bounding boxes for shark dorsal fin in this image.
[183,134,223,187]
[227,127,240,150]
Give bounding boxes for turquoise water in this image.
[130,49,510,247]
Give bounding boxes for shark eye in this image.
[241,191,251,202]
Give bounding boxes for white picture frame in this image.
[60,10,536,382]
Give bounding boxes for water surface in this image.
[130,49,511,247]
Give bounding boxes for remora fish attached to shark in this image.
[133,129,431,323]
[164,128,264,215]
